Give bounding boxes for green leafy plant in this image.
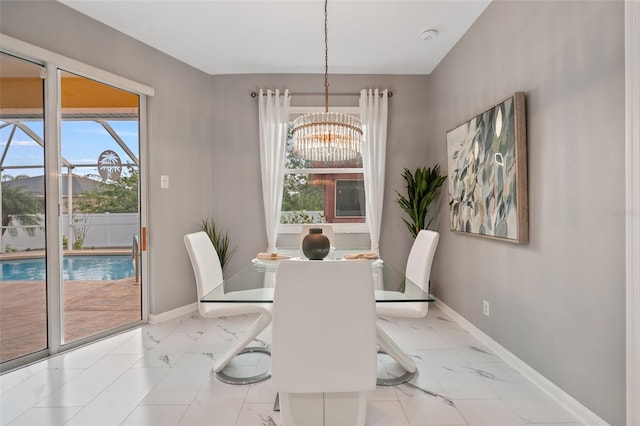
[71,214,89,250]
[75,167,139,214]
[1,185,42,237]
[396,165,447,238]
[280,211,326,224]
[200,217,237,271]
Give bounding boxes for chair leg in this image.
[280,392,367,426]
[214,346,271,385]
[280,393,324,426]
[212,312,272,384]
[324,392,366,426]
[213,312,271,372]
[376,325,417,386]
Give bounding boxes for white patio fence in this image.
[1,213,139,252]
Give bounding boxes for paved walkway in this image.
[0,277,141,363]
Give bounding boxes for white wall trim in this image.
[434,299,609,426]
[279,223,369,234]
[0,33,154,96]
[148,303,198,324]
[625,2,640,425]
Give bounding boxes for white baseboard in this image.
[148,303,198,324]
[434,299,609,426]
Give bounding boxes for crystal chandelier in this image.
[291,0,363,163]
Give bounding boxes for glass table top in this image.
[200,258,435,303]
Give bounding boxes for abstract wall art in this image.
[446,92,528,243]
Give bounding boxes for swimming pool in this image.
[0,255,135,281]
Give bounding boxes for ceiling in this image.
[57,0,491,76]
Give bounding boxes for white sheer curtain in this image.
[259,89,291,251]
[360,89,389,253]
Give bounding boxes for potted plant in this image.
[200,217,237,272]
[396,165,447,238]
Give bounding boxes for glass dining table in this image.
[200,255,435,386]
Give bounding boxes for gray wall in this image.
[0,1,430,312]
[427,1,625,424]
[1,1,627,422]
[210,74,429,276]
[0,0,214,314]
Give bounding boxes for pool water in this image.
[1,255,135,281]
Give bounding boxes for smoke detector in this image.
[421,29,438,40]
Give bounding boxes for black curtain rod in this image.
[250,91,392,98]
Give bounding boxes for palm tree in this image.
[1,185,42,236]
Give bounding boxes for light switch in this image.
[160,175,169,189]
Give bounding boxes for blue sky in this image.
[0,120,138,179]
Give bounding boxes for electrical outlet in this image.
[483,300,490,317]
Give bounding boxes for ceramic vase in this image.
[302,228,330,260]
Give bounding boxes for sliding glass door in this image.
[59,71,142,344]
[0,51,145,370]
[0,54,48,365]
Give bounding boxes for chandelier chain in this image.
[290,0,363,163]
[324,0,329,113]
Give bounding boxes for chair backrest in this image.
[299,224,335,258]
[405,230,439,293]
[272,260,377,393]
[184,232,224,316]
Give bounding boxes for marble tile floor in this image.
[0,305,584,426]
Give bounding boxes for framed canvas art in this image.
[446,92,528,243]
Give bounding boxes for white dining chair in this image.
[299,224,335,258]
[184,231,273,384]
[376,230,439,319]
[272,260,377,426]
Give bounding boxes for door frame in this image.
[0,34,154,370]
[625,2,640,425]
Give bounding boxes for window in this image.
[335,179,365,217]
[280,106,367,233]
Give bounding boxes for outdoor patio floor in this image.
[0,277,141,363]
